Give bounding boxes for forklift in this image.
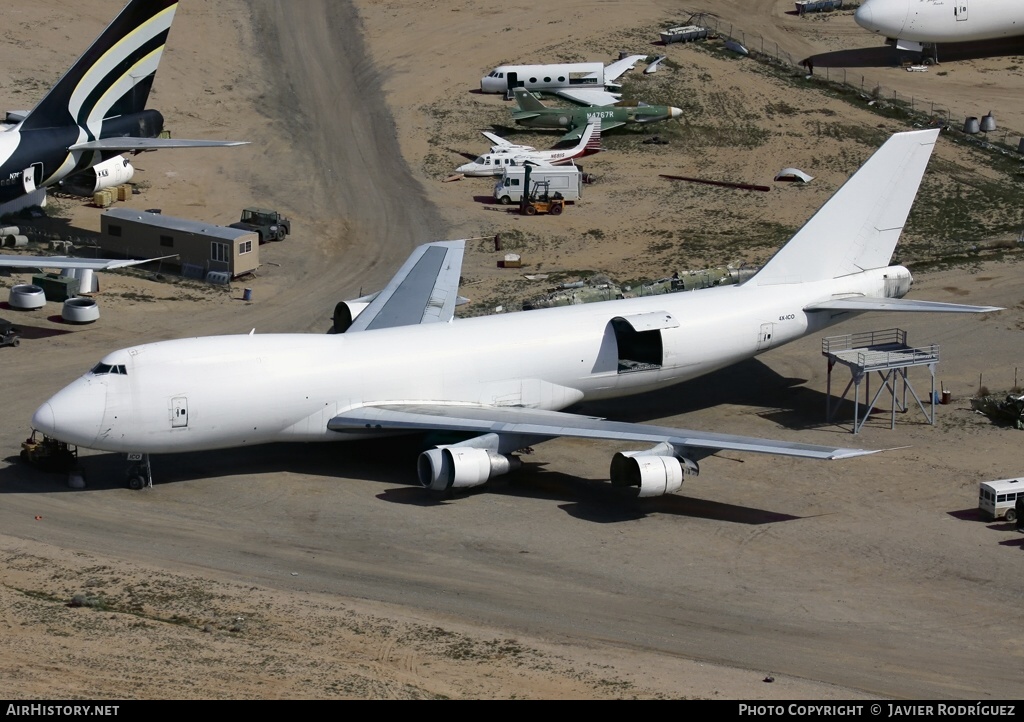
[519,164,565,216]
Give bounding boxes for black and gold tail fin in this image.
[19,0,178,132]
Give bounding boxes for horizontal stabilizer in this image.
[0,254,177,271]
[805,296,1003,314]
[70,138,248,151]
[328,404,876,461]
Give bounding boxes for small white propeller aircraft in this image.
[455,121,601,177]
[31,129,1001,495]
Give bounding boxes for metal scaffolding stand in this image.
[822,328,939,434]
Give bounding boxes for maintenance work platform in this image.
[822,328,940,434]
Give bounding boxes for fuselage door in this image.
[757,322,774,351]
[22,163,42,193]
[956,1,967,21]
[611,312,678,374]
[171,396,188,428]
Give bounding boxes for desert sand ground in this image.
[0,0,1023,700]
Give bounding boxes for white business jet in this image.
[31,129,1001,495]
[855,0,1024,60]
[455,122,600,176]
[480,55,648,105]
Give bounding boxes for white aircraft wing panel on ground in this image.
[604,54,648,82]
[69,138,248,151]
[0,254,176,270]
[327,403,876,460]
[805,297,1003,314]
[553,88,622,106]
[346,240,466,332]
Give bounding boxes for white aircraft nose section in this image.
[31,402,56,437]
[670,106,683,119]
[33,380,106,447]
[854,0,909,37]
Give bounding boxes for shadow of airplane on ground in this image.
[807,37,1024,70]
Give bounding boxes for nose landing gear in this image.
[126,453,152,490]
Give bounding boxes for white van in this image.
[494,164,583,205]
[978,477,1023,521]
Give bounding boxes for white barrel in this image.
[62,297,100,324]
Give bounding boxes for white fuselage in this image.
[458,151,566,177]
[480,63,604,94]
[33,267,912,454]
[855,0,1024,43]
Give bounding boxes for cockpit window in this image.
[91,363,127,375]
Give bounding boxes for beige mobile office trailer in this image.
[100,209,260,278]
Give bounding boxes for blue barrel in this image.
[243,288,253,301]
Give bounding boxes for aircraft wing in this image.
[0,254,176,270]
[346,240,466,332]
[804,297,1003,314]
[327,403,875,460]
[604,54,648,82]
[553,88,622,107]
[480,131,530,150]
[69,138,248,151]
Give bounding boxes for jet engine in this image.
[418,446,521,492]
[609,442,699,498]
[60,156,134,196]
[332,292,380,333]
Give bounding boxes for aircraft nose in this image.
[32,403,56,436]
[854,2,872,29]
[670,106,683,119]
[854,0,908,36]
[32,379,106,447]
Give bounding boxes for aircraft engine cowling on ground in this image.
[610,443,698,498]
[60,156,134,196]
[418,446,521,492]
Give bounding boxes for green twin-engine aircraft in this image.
[510,88,683,142]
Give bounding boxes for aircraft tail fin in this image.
[583,120,601,153]
[751,128,939,286]
[19,0,178,132]
[512,88,548,113]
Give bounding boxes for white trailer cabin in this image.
[494,164,583,204]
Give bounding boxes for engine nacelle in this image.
[332,292,380,333]
[610,443,698,498]
[418,446,521,492]
[60,156,134,196]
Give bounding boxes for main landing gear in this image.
[126,453,152,490]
